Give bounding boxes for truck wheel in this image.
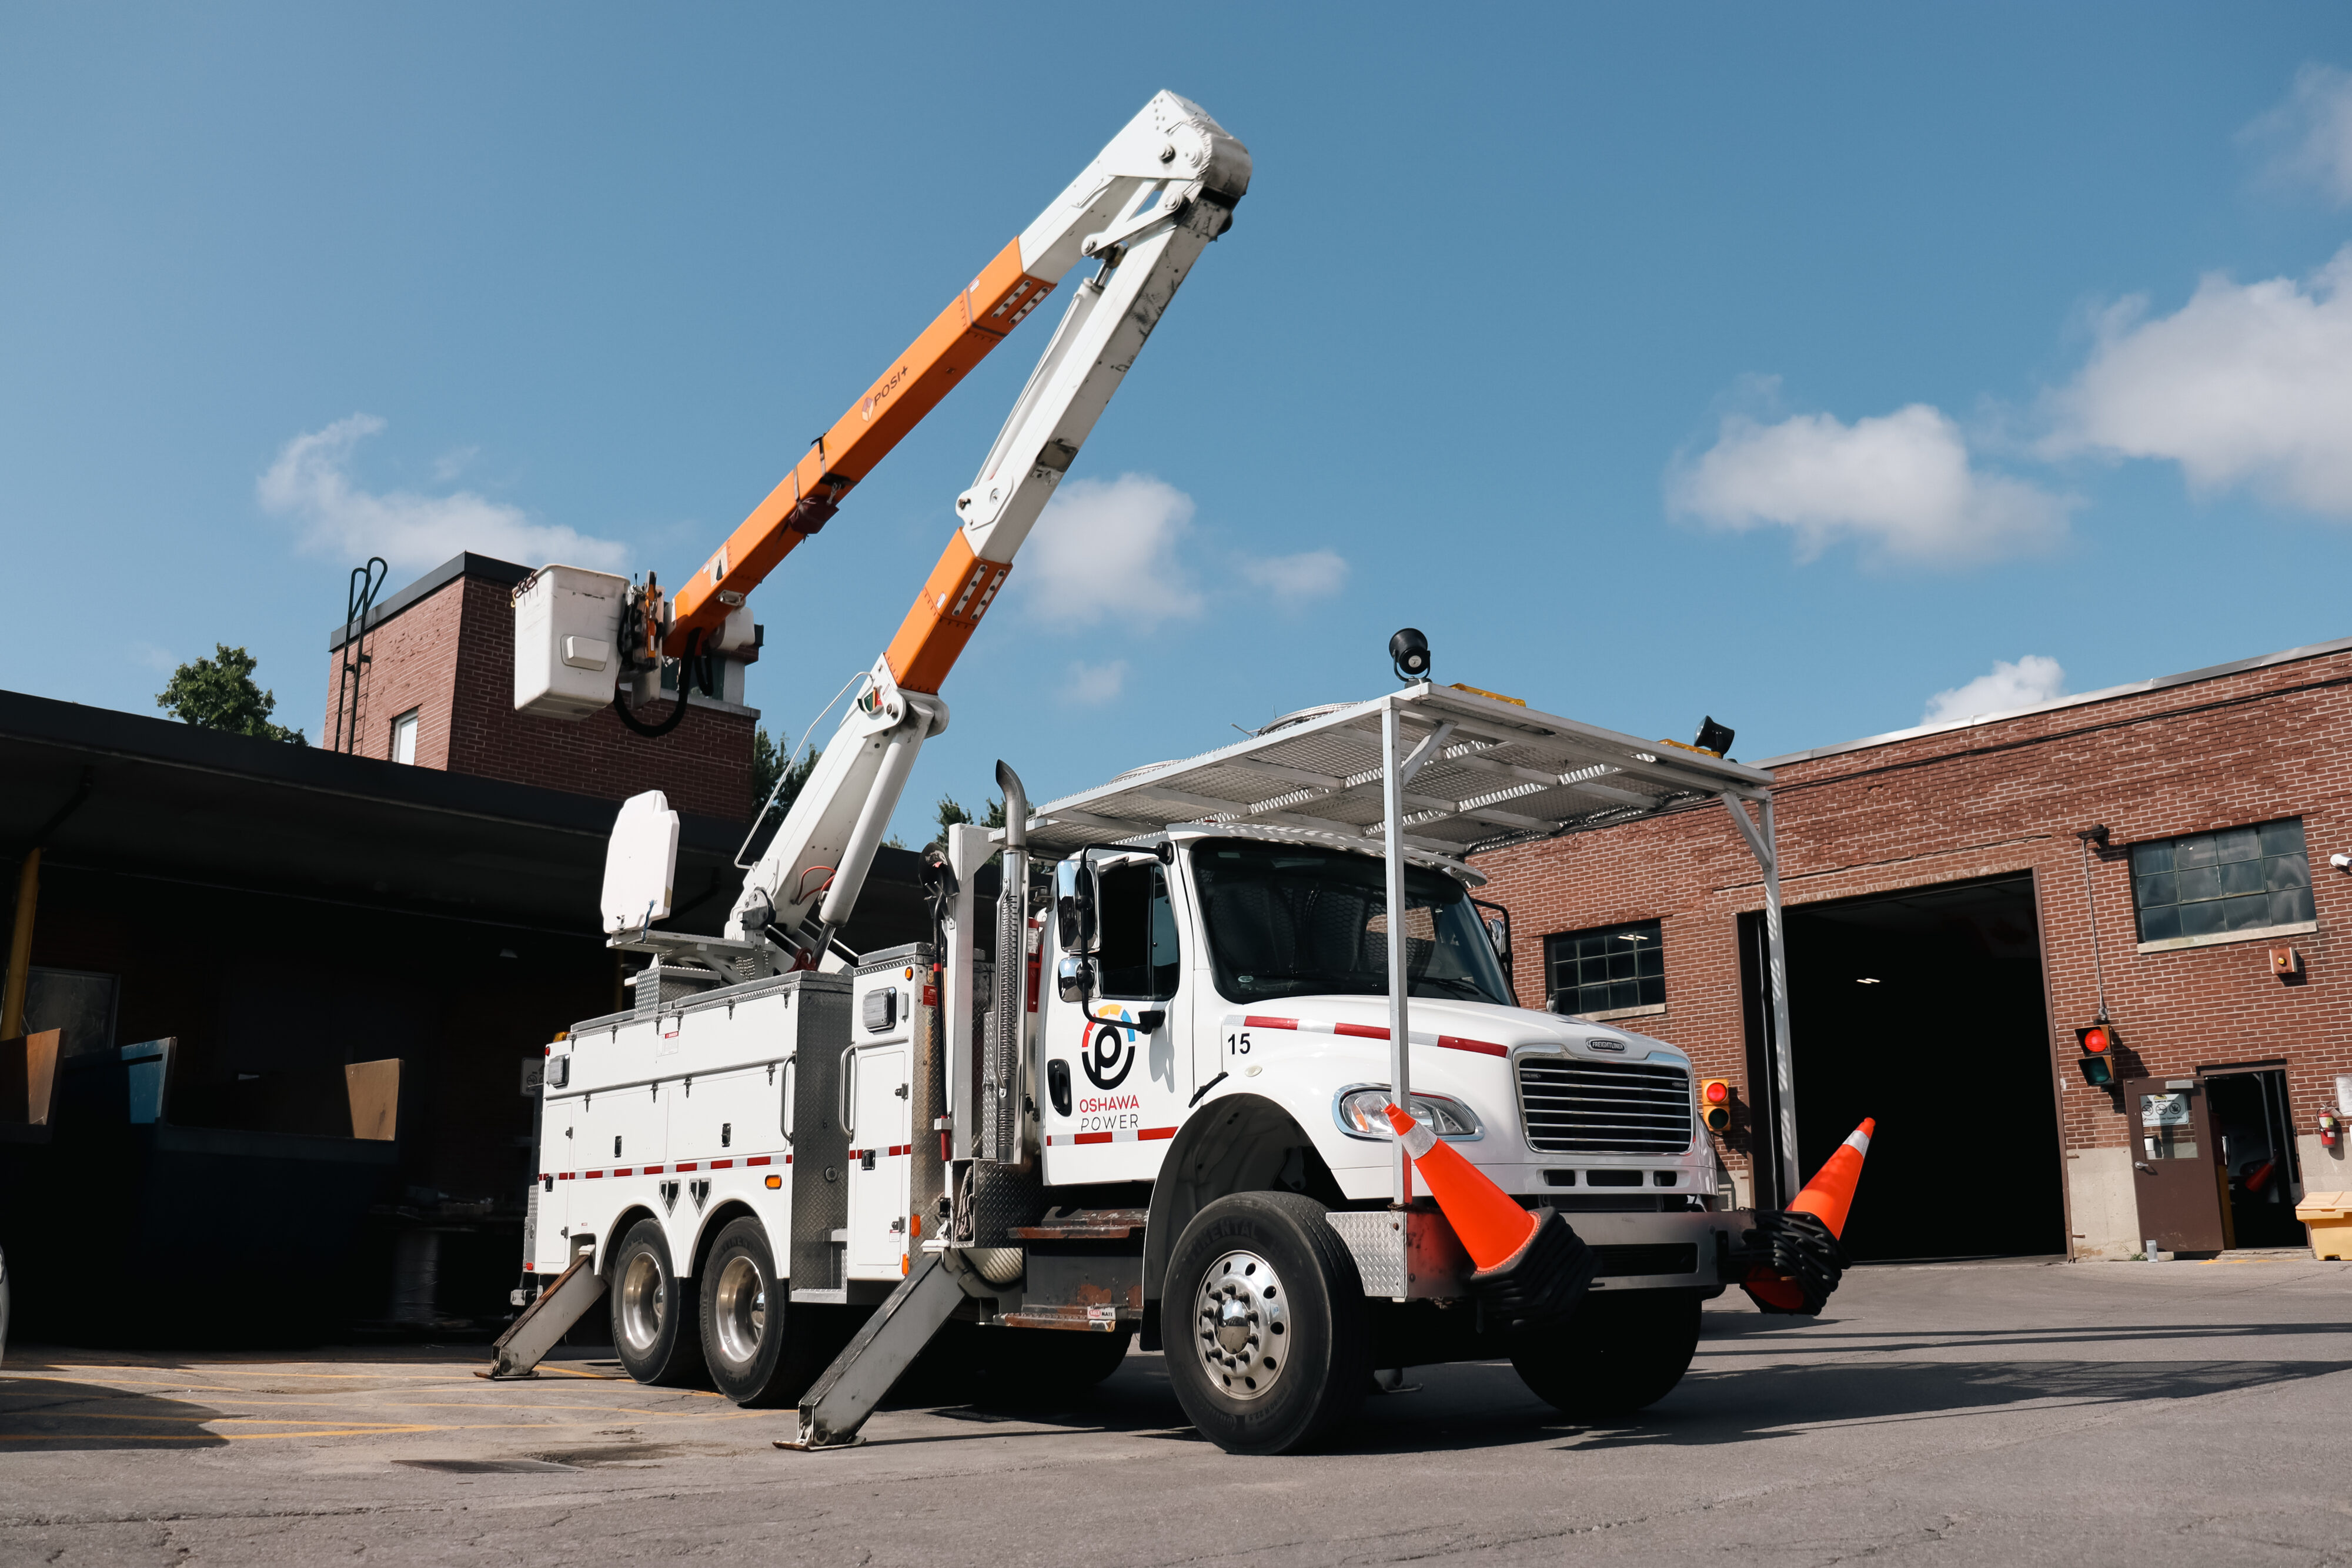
[1509,1288,1702,1420]
[700,1217,821,1406]
[608,1219,706,1387]
[968,1325,1135,1403]
[1163,1192,1368,1455]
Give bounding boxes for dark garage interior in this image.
[1743,874,2067,1262]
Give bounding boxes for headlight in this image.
[1334,1086,1482,1141]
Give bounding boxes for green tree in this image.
[156,645,306,744]
[924,793,1005,856]
[751,727,821,817]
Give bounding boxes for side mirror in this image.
[1057,954,1095,1003]
[1483,915,1509,959]
[1055,858,1098,952]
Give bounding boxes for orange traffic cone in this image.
[1745,1118,1873,1313]
[1383,1102,1535,1269]
[1385,1102,1600,1328]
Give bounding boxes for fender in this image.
[1140,1093,1345,1309]
[600,1203,662,1276]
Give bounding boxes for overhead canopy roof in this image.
[1015,683,1774,864]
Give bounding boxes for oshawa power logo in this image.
[1081,1008,1142,1091]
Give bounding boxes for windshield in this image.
[1187,837,1513,1007]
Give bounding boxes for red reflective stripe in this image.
[643,1165,664,1175]
[747,1156,770,1166]
[613,1168,633,1176]
[1140,1125,1177,1141]
[585,1170,603,1179]
[675,1162,698,1171]
[1242,1015,1297,1030]
[784,1154,793,1164]
[557,1172,573,1181]
[890,1144,911,1156]
[1074,1131,1114,1145]
[845,1149,861,1159]
[1334,1022,1389,1039]
[710,1159,733,1169]
[1434,1035,1508,1058]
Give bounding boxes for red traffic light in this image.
[1699,1078,1732,1132]
[2074,1021,2120,1086]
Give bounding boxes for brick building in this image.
[324,553,758,823]
[1474,634,2352,1262]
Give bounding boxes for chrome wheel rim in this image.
[618,1249,666,1353]
[1193,1249,1288,1400]
[713,1253,767,1369]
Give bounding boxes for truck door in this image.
[845,1043,910,1276]
[2125,1078,2230,1254]
[1041,855,1190,1183]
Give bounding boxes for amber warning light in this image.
[1700,1078,1732,1133]
[2075,1022,2119,1087]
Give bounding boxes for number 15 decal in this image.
[1223,1029,1252,1057]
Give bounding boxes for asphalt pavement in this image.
[3,1253,2348,1567]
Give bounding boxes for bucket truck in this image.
[494,92,1847,1456]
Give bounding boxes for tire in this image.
[607,1219,706,1388]
[1162,1192,1368,1455]
[966,1325,1135,1404]
[699,1217,826,1406]
[1509,1287,1702,1420]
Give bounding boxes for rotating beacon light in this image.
[1700,1078,1733,1134]
[1389,627,1431,683]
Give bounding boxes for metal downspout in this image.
[1723,791,1799,1206]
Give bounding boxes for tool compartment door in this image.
[845,1044,910,1276]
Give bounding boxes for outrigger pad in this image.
[1741,1209,1849,1315]
[1469,1207,1599,1332]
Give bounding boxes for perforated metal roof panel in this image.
[1013,683,1773,862]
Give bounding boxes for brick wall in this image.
[1474,643,2352,1240]
[325,567,756,823]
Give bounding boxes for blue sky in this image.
[7,5,2352,837]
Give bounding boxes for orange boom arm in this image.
[663,240,1055,651]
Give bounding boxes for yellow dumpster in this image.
[2296,1192,2352,1261]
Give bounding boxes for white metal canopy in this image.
[1004,682,1806,1206]
[1018,683,1772,857]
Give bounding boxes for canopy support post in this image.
[1723,791,1799,1206]
[1383,700,1413,1209]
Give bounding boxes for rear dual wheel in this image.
[1162,1192,1368,1455]
[699,1217,831,1406]
[608,1219,706,1388]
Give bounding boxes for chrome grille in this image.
[1516,1056,1693,1154]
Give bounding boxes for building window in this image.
[2129,818,2313,944]
[1544,920,1664,1017]
[390,708,420,765]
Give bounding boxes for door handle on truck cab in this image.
[839,1046,855,1135]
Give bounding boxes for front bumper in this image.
[1326,1206,1755,1300]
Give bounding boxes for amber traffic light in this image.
[1700,1078,1733,1133]
[2074,1021,2119,1086]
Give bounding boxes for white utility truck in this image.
[491,92,1838,1455]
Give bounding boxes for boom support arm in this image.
[724,93,1249,949]
[668,91,1249,656]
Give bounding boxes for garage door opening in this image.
[1741,873,2066,1262]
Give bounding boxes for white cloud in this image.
[1236,549,1348,602]
[1061,658,1128,706]
[130,641,178,674]
[259,414,629,573]
[1669,403,2071,564]
[1019,473,1202,627]
[1922,655,2067,726]
[2242,63,2352,205]
[2042,246,2352,516]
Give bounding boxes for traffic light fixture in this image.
[1700,1078,1733,1133]
[2074,1019,2119,1086]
